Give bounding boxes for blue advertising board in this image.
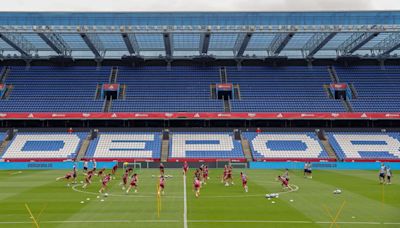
[249,162,400,170]
[0,161,117,170]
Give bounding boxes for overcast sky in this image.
[1,0,400,11]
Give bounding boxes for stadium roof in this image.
[1,11,400,60]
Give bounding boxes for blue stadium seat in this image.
[0,66,110,112]
[326,132,400,160]
[243,132,329,159]
[228,66,345,112]
[2,132,87,160]
[86,132,162,159]
[169,132,244,159]
[111,66,224,112]
[335,66,400,112]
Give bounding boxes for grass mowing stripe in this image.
[0,169,398,228]
[312,170,400,208]
[1,220,397,224]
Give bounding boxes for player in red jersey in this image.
[99,174,111,194]
[193,177,201,198]
[56,165,77,186]
[111,164,118,179]
[221,165,228,183]
[225,165,234,186]
[56,171,74,186]
[240,172,248,193]
[121,168,131,190]
[204,165,209,180]
[97,168,106,178]
[202,165,209,185]
[158,176,165,195]
[183,161,189,176]
[159,163,165,175]
[194,168,201,182]
[126,173,139,194]
[82,170,94,189]
[278,175,292,190]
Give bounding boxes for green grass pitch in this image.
[0,168,398,228]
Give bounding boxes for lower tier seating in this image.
[2,132,87,160]
[169,132,244,159]
[85,132,162,159]
[327,132,400,160]
[242,132,329,160]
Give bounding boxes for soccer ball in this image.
[104,193,109,197]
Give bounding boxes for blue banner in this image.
[249,162,400,170]
[0,161,117,170]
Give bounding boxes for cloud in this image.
[1,0,400,11]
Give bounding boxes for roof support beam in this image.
[163,33,173,57]
[338,32,379,55]
[38,33,71,55]
[122,33,139,55]
[0,33,34,57]
[303,32,337,58]
[200,32,211,54]
[235,32,252,57]
[80,33,104,59]
[374,33,400,56]
[269,32,295,55]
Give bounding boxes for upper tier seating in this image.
[228,66,345,112]
[0,65,399,113]
[2,132,87,160]
[335,66,400,112]
[327,132,400,160]
[242,132,329,160]
[169,132,244,159]
[86,132,162,159]
[0,66,109,112]
[112,66,223,112]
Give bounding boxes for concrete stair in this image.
[161,139,169,162]
[316,130,338,161]
[75,134,92,161]
[241,138,253,162]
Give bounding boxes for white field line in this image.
[183,174,188,228]
[0,220,398,225]
[9,171,22,175]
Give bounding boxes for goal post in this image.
[229,162,248,169]
[122,162,142,173]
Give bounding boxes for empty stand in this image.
[228,66,346,112]
[85,132,162,161]
[0,65,398,113]
[169,132,244,161]
[0,66,110,112]
[111,66,224,112]
[1,132,87,161]
[243,132,331,161]
[335,66,400,112]
[327,132,400,161]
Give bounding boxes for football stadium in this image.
[0,6,400,228]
